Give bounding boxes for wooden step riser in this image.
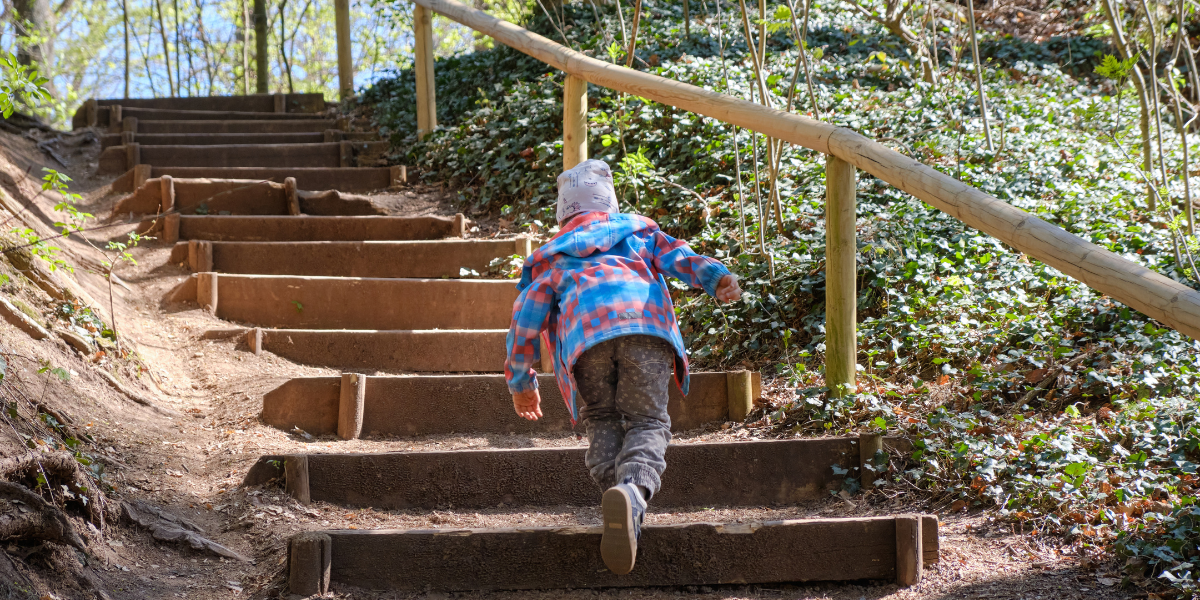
[100,131,379,149]
[93,106,329,127]
[260,371,761,438]
[98,142,389,173]
[126,167,401,194]
[177,240,526,278]
[287,517,937,593]
[182,275,516,330]
[116,178,384,218]
[104,93,326,112]
[251,328,507,372]
[159,214,462,243]
[77,93,326,128]
[246,437,907,510]
[134,120,339,134]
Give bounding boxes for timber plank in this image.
[287,438,860,509]
[176,215,455,241]
[150,168,398,193]
[202,240,521,278]
[261,372,739,436]
[135,120,337,134]
[205,275,517,330]
[316,517,921,591]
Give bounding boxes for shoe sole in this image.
[600,487,637,575]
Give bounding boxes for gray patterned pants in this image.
[575,335,673,499]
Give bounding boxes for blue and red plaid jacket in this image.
[504,212,731,423]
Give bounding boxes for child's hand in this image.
[512,389,543,421]
[715,274,742,303]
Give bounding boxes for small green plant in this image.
[0,50,50,119]
[37,359,70,382]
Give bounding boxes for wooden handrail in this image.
[412,0,1200,342]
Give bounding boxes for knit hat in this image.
[556,159,619,223]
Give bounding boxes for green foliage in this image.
[363,3,1199,594]
[104,232,150,270]
[0,51,51,119]
[37,359,69,382]
[43,169,92,237]
[1094,54,1137,80]
[56,303,115,343]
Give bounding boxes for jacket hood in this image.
[517,212,656,290]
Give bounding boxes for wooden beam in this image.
[306,516,934,591]
[414,4,438,138]
[562,75,588,170]
[410,0,1200,342]
[725,370,753,422]
[826,154,856,397]
[895,515,923,586]
[337,372,366,440]
[335,0,354,100]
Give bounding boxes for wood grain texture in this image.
[295,438,859,509]
[825,155,857,395]
[563,75,588,170]
[320,517,924,590]
[411,0,1200,342]
[414,4,438,137]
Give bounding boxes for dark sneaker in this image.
[600,483,645,575]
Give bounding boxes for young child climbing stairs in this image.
[505,159,743,574]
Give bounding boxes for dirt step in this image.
[111,166,405,194]
[175,240,527,278]
[98,141,389,173]
[245,437,912,509]
[260,371,761,438]
[132,119,340,135]
[116,177,384,218]
[99,131,378,149]
[284,516,937,593]
[176,274,516,330]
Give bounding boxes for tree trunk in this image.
[242,0,250,94]
[11,0,54,94]
[123,0,130,98]
[254,0,268,93]
[154,0,177,96]
[173,0,182,95]
[1100,0,1155,209]
[279,0,293,93]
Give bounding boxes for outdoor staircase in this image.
[78,93,939,594]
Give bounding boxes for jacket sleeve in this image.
[649,230,731,297]
[505,269,556,394]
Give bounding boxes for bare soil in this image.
[0,126,1137,599]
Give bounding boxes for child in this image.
[505,159,742,574]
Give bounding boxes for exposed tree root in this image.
[123,500,252,562]
[0,453,109,528]
[0,481,84,551]
[94,369,183,418]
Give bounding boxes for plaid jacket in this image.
[504,212,731,423]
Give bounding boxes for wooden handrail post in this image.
[562,75,588,170]
[335,0,354,100]
[414,3,438,138]
[825,154,857,397]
